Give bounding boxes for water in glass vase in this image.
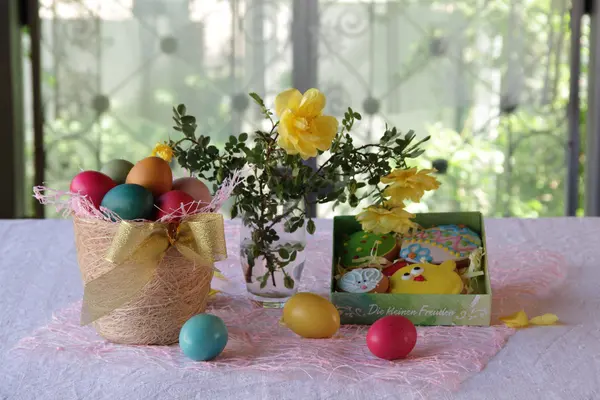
[240,236,306,308]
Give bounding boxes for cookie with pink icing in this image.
[400,224,481,265]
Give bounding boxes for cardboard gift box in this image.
[331,212,491,326]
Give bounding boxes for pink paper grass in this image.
[14,226,567,393]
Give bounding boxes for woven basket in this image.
[73,217,213,345]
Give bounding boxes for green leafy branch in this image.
[169,93,429,288]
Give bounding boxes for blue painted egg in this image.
[179,314,228,361]
[100,183,155,220]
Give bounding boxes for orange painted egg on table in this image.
[126,157,173,197]
[70,171,116,209]
[172,177,212,206]
[156,190,196,221]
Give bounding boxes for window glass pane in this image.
[38,0,292,217]
[29,0,579,218]
[317,0,573,218]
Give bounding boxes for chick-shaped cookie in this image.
[390,259,463,294]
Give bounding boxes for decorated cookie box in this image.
[330,212,491,326]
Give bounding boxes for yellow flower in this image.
[151,143,174,163]
[500,310,559,328]
[356,205,417,235]
[275,88,339,160]
[381,167,440,204]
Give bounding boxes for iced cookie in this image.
[338,268,389,293]
[340,231,399,267]
[389,260,463,295]
[400,224,481,266]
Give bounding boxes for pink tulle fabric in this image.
[15,224,566,392]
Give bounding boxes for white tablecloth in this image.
[1,218,599,400]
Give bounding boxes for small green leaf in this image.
[202,136,211,147]
[181,115,196,124]
[230,205,238,219]
[229,135,238,145]
[284,276,294,289]
[177,104,186,116]
[207,145,219,155]
[249,92,265,106]
[278,248,290,259]
[407,149,425,158]
[182,125,194,138]
[260,278,268,289]
[289,251,297,261]
[307,219,316,234]
[239,132,248,142]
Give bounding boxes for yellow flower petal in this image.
[213,270,227,280]
[356,205,416,235]
[208,288,221,297]
[311,115,338,149]
[381,168,418,185]
[275,89,338,159]
[500,310,530,328]
[380,167,440,204]
[275,88,302,117]
[297,88,326,118]
[384,186,425,203]
[151,143,174,163]
[529,314,559,326]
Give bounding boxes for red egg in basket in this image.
[156,190,196,221]
[70,171,116,209]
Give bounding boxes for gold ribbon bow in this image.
[81,213,227,325]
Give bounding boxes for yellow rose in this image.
[381,167,440,204]
[275,88,339,160]
[151,143,174,163]
[356,205,416,235]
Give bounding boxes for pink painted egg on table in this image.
[172,177,212,206]
[70,171,116,208]
[156,190,196,221]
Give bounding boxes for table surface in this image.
[1,218,599,400]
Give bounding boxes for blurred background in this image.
[0,0,594,219]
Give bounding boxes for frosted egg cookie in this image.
[400,224,481,266]
[340,231,399,268]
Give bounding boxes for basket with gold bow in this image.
[73,213,227,345]
[33,169,244,345]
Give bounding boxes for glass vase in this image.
[239,206,307,308]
